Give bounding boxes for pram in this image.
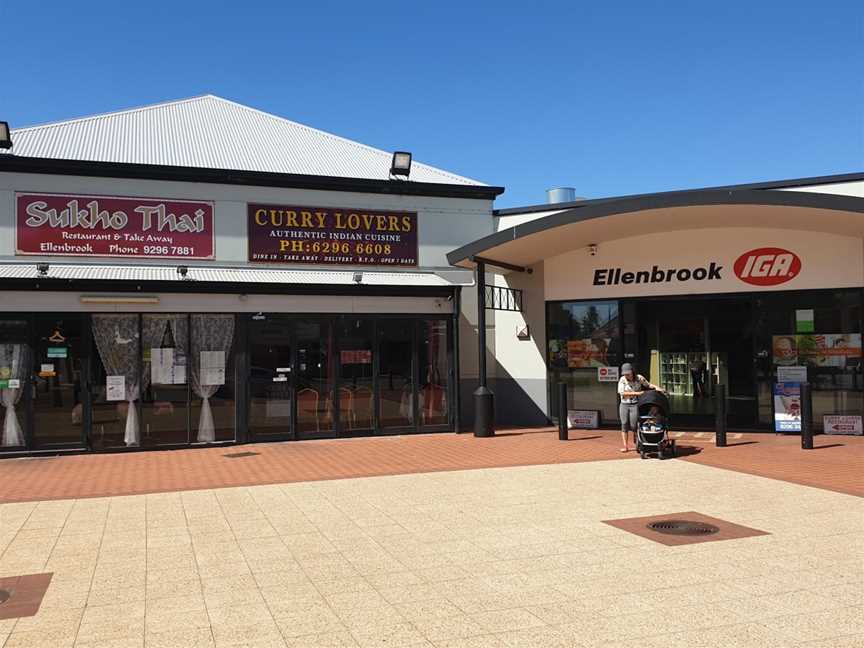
[635,390,676,460]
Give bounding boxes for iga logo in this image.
[734,248,801,286]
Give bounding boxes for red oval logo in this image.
[734,248,801,286]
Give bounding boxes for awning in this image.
[0,263,474,288]
[448,188,864,272]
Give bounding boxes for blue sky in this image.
[1,1,861,207]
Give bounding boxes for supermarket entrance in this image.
[633,297,758,428]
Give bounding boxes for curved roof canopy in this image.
[448,186,864,271]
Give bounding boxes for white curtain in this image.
[92,315,142,446]
[190,315,234,442]
[0,344,29,446]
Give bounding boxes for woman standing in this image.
[617,363,663,453]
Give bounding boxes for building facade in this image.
[449,175,864,433]
[0,96,502,455]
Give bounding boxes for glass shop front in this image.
[0,312,453,453]
[547,289,863,431]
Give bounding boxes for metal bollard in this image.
[558,382,568,441]
[800,382,813,449]
[715,384,727,447]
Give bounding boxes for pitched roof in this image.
[5,95,485,186]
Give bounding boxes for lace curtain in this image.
[92,315,142,446]
[1,344,30,446]
[189,315,234,442]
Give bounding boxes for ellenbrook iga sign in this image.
[16,193,215,259]
[593,247,802,289]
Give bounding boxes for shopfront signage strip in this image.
[16,193,215,259]
[248,204,418,267]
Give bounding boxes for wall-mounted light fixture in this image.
[390,151,412,178]
[588,244,598,256]
[36,263,49,276]
[177,266,189,279]
[352,271,363,284]
[80,295,160,304]
[0,122,12,150]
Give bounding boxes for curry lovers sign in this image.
[16,193,214,259]
[248,204,418,266]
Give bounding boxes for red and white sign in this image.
[823,415,863,435]
[568,410,599,429]
[597,366,619,382]
[734,248,801,286]
[16,193,214,259]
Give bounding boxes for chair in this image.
[421,383,447,425]
[338,387,354,430]
[353,386,373,429]
[297,388,320,433]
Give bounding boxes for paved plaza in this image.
[0,432,862,647]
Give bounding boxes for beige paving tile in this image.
[74,635,145,648]
[469,608,545,633]
[283,630,358,647]
[431,634,508,648]
[411,613,486,642]
[349,621,427,648]
[146,627,215,648]
[3,626,78,648]
[495,625,582,648]
[272,607,345,637]
[763,607,864,643]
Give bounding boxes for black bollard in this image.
[558,382,568,441]
[715,384,727,447]
[800,382,813,449]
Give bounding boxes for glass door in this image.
[378,319,415,432]
[0,317,32,450]
[337,318,375,436]
[419,320,450,429]
[141,314,190,447]
[295,320,335,439]
[248,316,294,441]
[32,315,86,448]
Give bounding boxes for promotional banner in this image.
[16,193,214,259]
[248,204,418,266]
[565,339,611,368]
[773,382,801,432]
[772,334,862,366]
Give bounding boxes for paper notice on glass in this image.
[8,379,20,389]
[106,375,126,401]
[200,351,226,386]
[172,351,187,384]
[150,348,174,385]
[777,365,807,383]
[266,399,291,418]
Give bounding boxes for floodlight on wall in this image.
[0,122,11,150]
[390,151,412,178]
[177,265,189,279]
[353,271,363,284]
[36,263,49,276]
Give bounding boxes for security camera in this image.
[588,244,598,256]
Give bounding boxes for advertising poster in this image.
[776,365,807,383]
[567,410,599,429]
[248,204,418,267]
[16,193,214,259]
[341,350,372,364]
[106,375,126,402]
[772,333,862,366]
[773,383,801,432]
[566,339,611,368]
[823,415,863,435]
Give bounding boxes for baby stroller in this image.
[636,390,676,460]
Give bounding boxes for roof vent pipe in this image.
[546,187,577,204]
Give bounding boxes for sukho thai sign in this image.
[16,193,215,259]
[248,204,418,266]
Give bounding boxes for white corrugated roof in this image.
[0,263,473,287]
[4,95,484,186]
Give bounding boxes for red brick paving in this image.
[1,430,861,503]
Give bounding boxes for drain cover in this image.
[0,589,10,604]
[646,520,720,536]
[223,451,260,459]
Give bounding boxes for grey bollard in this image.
[715,384,727,447]
[558,382,568,441]
[800,382,813,449]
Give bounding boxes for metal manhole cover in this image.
[0,589,10,604]
[646,520,720,536]
[223,451,260,459]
